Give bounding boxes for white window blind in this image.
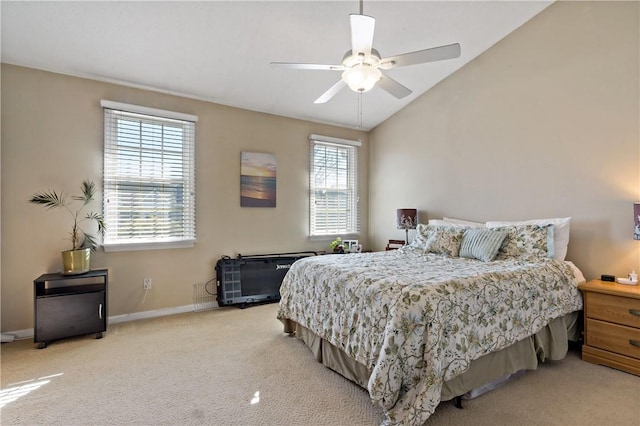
[102,100,197,251]
[309,135,360,237]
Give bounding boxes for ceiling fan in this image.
[270,1,461,104]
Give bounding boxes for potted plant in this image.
[329,237,344,254]
[29,180,106,275]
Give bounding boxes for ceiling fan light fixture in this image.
[342,64,381,93]
[270,8,461,105]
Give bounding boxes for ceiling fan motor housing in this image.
[341,49,382,92]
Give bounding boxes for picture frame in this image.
[240,151,277,207]
[343,239,359,253]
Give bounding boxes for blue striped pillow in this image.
[459,228,508,262]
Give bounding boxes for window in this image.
[101,100,197,251]
[309,134,360,237]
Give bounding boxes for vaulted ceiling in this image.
[1,1,552,130]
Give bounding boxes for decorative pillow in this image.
[490,224,554,260]
[410,223,430,250]
[459,228,508,262]
[486,217,570,260]
[423,225,465,257]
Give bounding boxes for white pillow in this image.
[428,219,457,227]
[486,217,571,261]
[429,217,485,228]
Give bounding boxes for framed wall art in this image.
[240,151,276,207]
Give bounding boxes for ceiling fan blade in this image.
[350,14,375,58]
[378,73,412,99]
[270,62,343,71]
[380,43,461,69]
[314,80,347,104]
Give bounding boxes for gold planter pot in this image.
[61,248,91,275]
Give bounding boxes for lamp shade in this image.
[397,209,418,230]
[634,203,640,240]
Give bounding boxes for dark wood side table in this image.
[577,279,640,375]
[34,269,108,349]
[386,239,405,250]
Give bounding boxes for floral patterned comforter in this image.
[276,247,583,426]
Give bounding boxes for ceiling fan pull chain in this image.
[358,92,363,129]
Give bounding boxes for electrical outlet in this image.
[143,278,152,290]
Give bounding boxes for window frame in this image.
[309,134,361,240]
[101,100,197,252]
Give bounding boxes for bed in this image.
[277,220,584,425]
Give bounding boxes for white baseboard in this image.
[108,304,197,324]
[1,334,16,343]
[2,329,33,341]
[3,304,215,341]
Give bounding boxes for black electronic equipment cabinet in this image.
[216,252,316,307]
[33,269,108,349]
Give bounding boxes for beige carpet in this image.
[1,303,638,426]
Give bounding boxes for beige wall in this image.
[369,1,640,281]
[2,1,639,333]
[1,65,368,332]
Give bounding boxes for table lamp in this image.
[397,208,418,244]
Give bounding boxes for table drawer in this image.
[585,318,640,360]
[585,292,640,328]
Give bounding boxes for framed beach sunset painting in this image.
[241,151,277,207]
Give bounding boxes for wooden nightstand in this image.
[577,279,640,375]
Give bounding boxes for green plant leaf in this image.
[85,212,106,236]
[72,180,95,205]
[82,233,98,253]
[28,191,67,209]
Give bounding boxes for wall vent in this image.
[193,282,216,312]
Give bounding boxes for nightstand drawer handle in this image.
[98,303,103,320]
[630,339,640,348]
[629,309,640,317]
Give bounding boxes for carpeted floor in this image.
[1,303,638,425]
